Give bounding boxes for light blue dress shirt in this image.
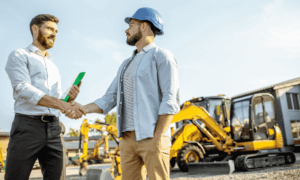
[94,43,180,141]
[5,44,62,117]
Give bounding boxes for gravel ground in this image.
[170,163,300,180]
[1,154,299,180]
[59,160,300,180]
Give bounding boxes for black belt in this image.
[16,113,58,122]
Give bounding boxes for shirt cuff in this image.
[158,103,180,115]
[93,99,109,114]
[29,90,46,105]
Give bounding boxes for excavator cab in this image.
[186,95,231,128]
[231,93,276,142]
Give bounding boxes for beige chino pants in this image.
[119,131,171,180]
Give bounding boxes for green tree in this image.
[67,128,79,137]
[105,112,117,126]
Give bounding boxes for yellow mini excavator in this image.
[170,95,231,171]
[171,93,295,174]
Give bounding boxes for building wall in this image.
[278,85,300,146]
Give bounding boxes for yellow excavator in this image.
[79,119,147,180]
[170,95,231,171]
[170,93,295,174]
[0,143,4,172]
[78,119,121,179]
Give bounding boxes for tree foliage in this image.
[104,112,117,126]
[67,128,79,137]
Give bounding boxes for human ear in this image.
[32,25,38,38]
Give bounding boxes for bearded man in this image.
[5,14,85,180]
[65,7,180,180]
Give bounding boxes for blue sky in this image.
[0,0,300,133]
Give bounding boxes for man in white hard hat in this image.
[65,7,180,180]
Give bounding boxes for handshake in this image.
[58,83,102,119]
[60,101,86,119]
[60,83,87,119]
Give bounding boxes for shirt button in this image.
[121,92,123,94]
[120,102,122,104]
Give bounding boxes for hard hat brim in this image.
[124,17,164,35]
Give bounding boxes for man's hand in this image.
[68,81,82,102]
[153,114,174,146]
[154,131,163,147]
[61,101,86,119]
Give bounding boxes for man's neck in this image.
[32,41,48,57]
[135,36,154,53]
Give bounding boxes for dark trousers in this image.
[5,114,64,180]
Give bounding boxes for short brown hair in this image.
[138,20,160,37]
[29,14,59,36]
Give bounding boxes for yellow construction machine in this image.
[170,95,231,171]
[170,93,295,174]
[0,143,4,172]
[78,119,121,179]
[79,119,148,180]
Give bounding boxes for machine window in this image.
[232,100,250,141]
[208,99,223,124]
[253,100,264,126]
[253,96,269,140]
[263,95,276,127]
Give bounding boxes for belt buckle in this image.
[41,115,50,122]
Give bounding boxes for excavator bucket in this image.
[86,169,114,180]
[187,160,235,175]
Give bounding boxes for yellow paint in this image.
[235,126,283,151]
[170,124,201,160]
[0,143,4,169]
[237,140,277,151]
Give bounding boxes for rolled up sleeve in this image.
[5,51,46,105]
[94,76,118,114]
[156,50,180,115]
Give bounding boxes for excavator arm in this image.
[172,102,236,153]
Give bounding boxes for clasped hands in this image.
[60,83,86,119]
[61,101,86,119]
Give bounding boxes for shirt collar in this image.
[131,43,156,57]
[28,44,52,59]
[142,43,156,53]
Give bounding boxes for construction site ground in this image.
[0,153,299,180]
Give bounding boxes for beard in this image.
[37,29,55,49]
[126,29,142,46]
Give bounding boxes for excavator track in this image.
[235,152,296,171]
